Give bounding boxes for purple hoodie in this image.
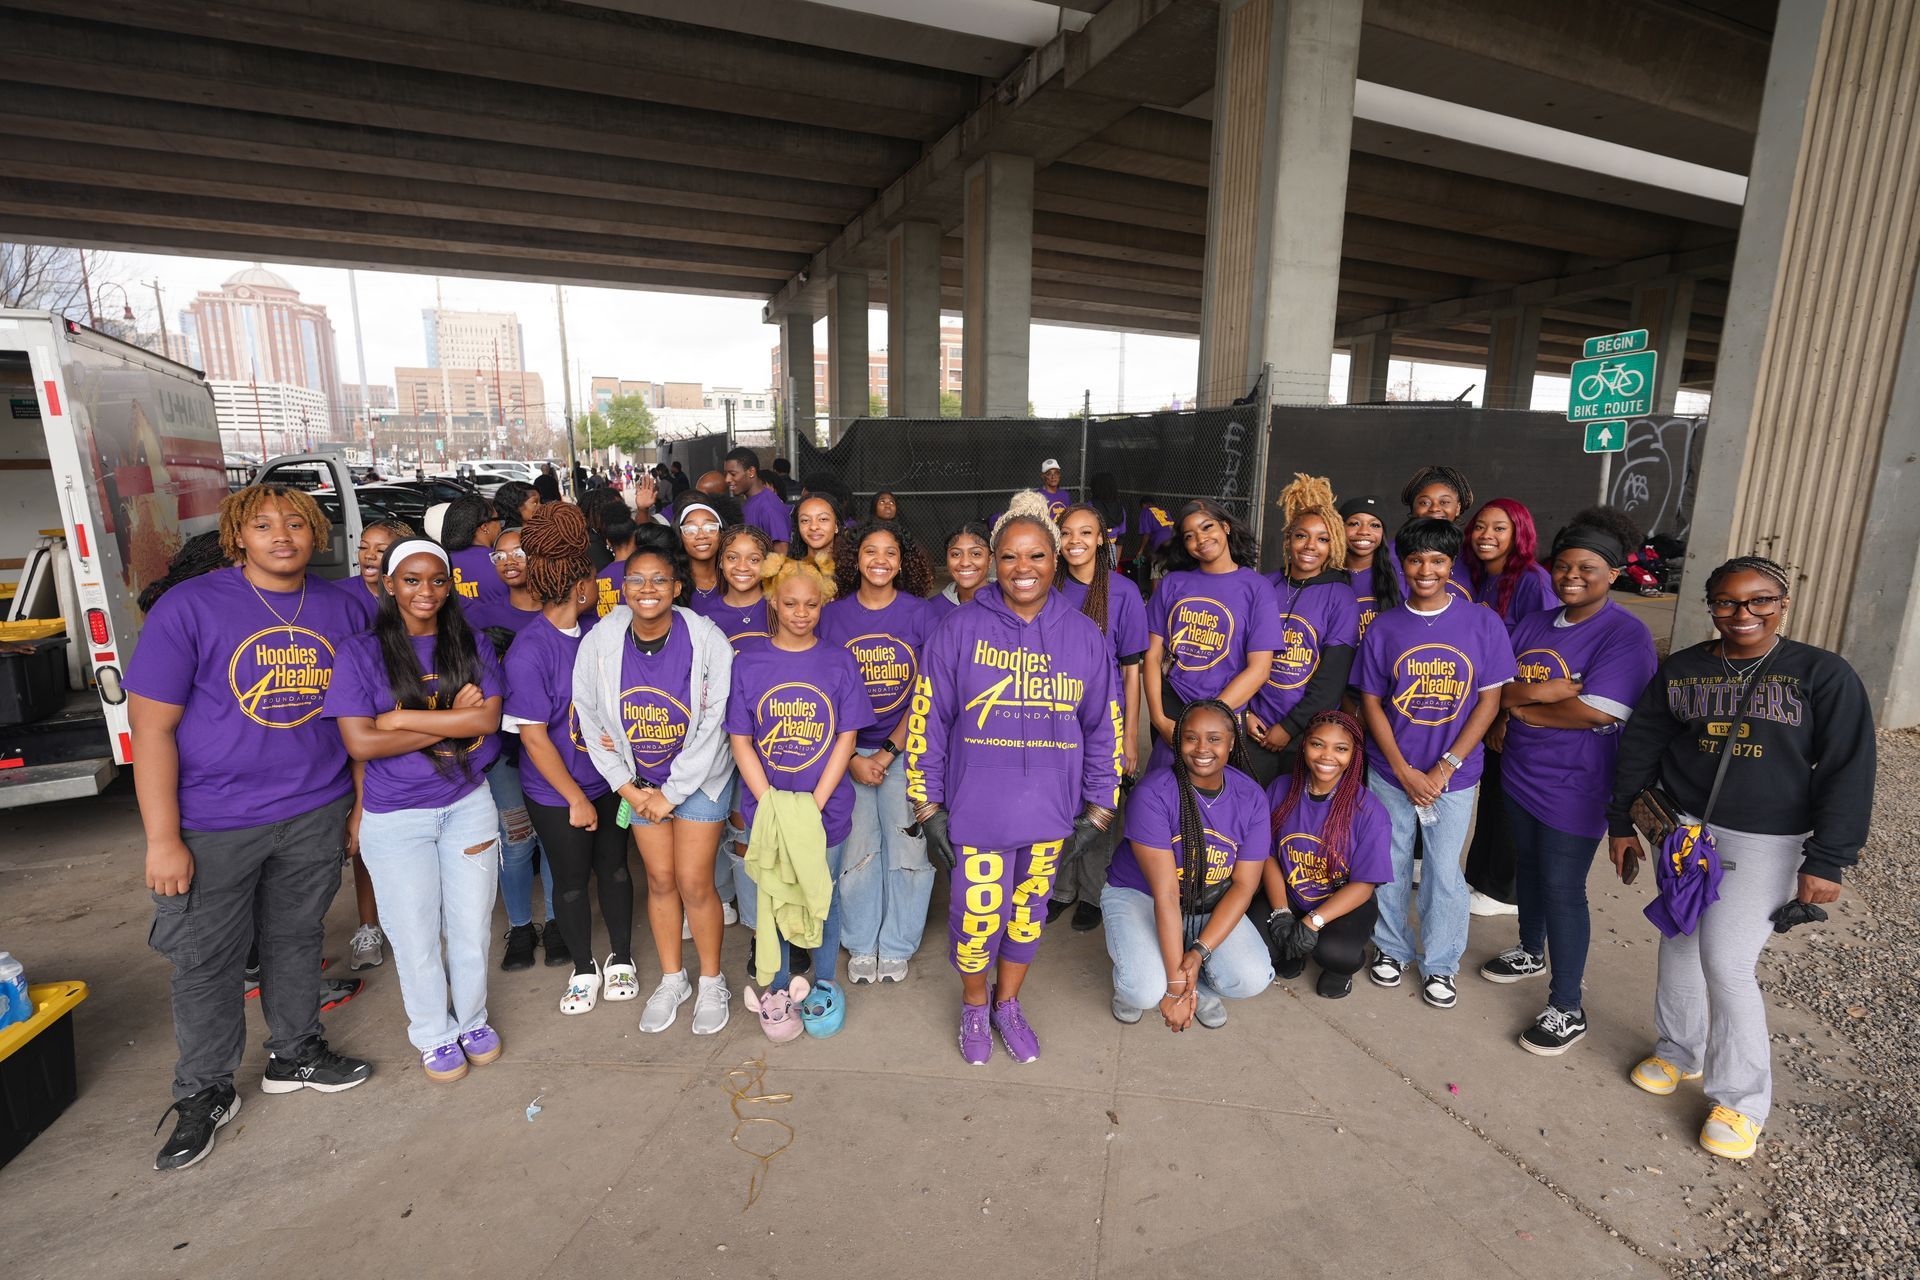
[905,583,1122,851]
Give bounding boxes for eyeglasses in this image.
[488,548,526,563]
[681,522,721,535]
[1708,595,1784,617]
[623,574,675,589]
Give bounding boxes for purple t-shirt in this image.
[331,575,379,632]
[709,596,769,650]
[1251,577,1360,726]
[1501,601,1660,839]
[503,619,606,806]
[592,562,625,620]
[1108,765,1268,898]
[1147,566,1285,707]
[617,618,697,786]
[725,639,874,845]
[1264,775,1394,913]
[1038,486,1070,523]
[324,630,503,813]
[819,591,939,750]
[1140,505,1175,552]
[1059,571,1149,667]
[449,545,506,606]
[465,597,542,637]
[683,580,726,620]
[740,486,789,546]
[1471,560,1557,631]
[1353,598,1518,791]
[123,567,356,831]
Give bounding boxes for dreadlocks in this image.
[1269,709,1368,885]
[217,483,330,562]
[1398,465,1474,518]
[519,501,595,606]
[1705,554,1793,599]
[138,530,230,612]
[1171,699,1256,929]
[833,519,934,599]
[1055,502,1113,635]
[1275,473,1348,576]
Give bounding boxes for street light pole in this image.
[147,279,169,357]
[555,285,578,490]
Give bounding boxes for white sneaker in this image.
[847,953,880,985]
[876,957,909,983]
[1469,891,1520,917]
[602,957,640,1002]
[349,923,385,971]
[691,975,731,1035]
[559,966,601,1016]
[638,971,692,1032]
[722,901,739,926]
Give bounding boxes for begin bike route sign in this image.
[1568,334,1657,422]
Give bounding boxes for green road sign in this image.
[1583,328,1649,359]
[1584,420,1627,453]
[1568,349,1657,421]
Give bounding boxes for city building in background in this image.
[421,307,525,371]
[178,266,344,430]
[209,379,329,459]
[393,366,545,455]
[339,384,395,416]
[770,323,963,413]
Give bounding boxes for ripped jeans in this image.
[358,785,500,1052]
[838,749,934,961]
[491,763,552,928]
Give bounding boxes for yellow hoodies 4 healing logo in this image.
[228,627,336,728]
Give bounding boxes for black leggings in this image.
[526,792,632,975]
[1310,898,1379,976]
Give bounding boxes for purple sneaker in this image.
[990,989,1040,1064]
[958,1001,993,1066]
[421,1042,467,1083]
[457,1024,502,1066]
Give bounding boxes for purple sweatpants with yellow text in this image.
[948,840,1065,974]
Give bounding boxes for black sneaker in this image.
[1047,898,1072,924]
[501,923,538,971]
[1519,1006,1588,1056]
[1480,946,1547,984]
[261,1038,373,1094]
[1421,972,1458,1009]
[539,920,572,969]
[154,1083,240,1171]
[790,946,812,976]
[1274,955,1306,981]
[1315,969,1353,999]
[1070,901,1103,933]
[1367,951,1404,988]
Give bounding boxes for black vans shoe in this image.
[1519,1006,1588,1056]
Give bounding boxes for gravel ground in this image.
[1690,727,1920,1278]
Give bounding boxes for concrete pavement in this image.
[0,771,1833,1280]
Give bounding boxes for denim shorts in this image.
[632,784,729,826]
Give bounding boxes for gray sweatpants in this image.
[1052,805,1126,906]
[150,794,352,1100]
[1652,823,1807,1124]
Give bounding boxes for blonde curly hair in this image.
[991,488,1060,550]
[1275,472,1347,573]
[760,550,839,604]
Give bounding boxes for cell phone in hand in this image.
[616,799,634,829]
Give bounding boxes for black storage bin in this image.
[0,635,69,727]
[0,993,82,1168]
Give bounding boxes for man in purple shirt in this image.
[723,446,790,555]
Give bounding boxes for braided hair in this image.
[1399,465,1473,519]
[1705,554,1793,599]
[1055,502,1113,635]
[833,519,934,599]
[520,501,596,606]
[441,494,497,552]
[1275,473,1348,576]
[1170,698,1256,927]
[1268,708,1367,887]
[138,530,231,612]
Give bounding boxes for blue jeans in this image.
[839,749,934,961]
[1100,882,1274,1008]
[749,839,847,989]
[1368,774,1477,977]
[359,785,500,1051]
[492,764,551,928]
[1505,795,1601,1012]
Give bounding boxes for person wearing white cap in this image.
[1038,459,1070,523]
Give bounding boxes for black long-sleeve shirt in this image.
[1605,638,1876,883]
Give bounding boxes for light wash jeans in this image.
[1368,774,1478,977]
[749,839,847,988]
[359,785,501,1052]
[1100,883,1274,1009]
[491,763,552,928]
[839,748,934,961]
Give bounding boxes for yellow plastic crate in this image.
[0,620,65,642]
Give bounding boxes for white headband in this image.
[678,502,721,526]
[385,539,450,571]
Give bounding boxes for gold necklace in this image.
[247,571,306,643]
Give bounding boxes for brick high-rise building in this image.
[771,324,963,414]
[179,266,343,430]
[421,308,525,372]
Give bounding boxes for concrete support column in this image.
[961,153,1034,418]
[1678,0,1920,727]
[780,311,815,448]
[1196,0,1361,407]
[1630,277,1696,413]
[826,271,869,442]
[1483,306,1543,410]
[1345,331,1394,403]
[886,222,942,418]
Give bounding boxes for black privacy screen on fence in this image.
[794,403,1267,558]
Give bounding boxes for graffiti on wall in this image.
[1609,416,1707,540]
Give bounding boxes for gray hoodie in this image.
[573,603,735,806]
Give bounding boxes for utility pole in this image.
[492,335,506,453]
[347,269,372,454]
[146,279,169,357]
[433,278,453,463]
[555,285,578,488]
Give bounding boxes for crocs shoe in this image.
[958,1001,993,1066]
[1630,1054,1703,1096]
[1699,1105,1761,1160]
[743,977,810,1044]
[602,957,640,1003]
[559,966,601,1016]
[421,1042,467,1083]
[457,1024,502,1067]
[799,980,846,1038]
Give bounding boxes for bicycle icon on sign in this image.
[1578,360,1647,401]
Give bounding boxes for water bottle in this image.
[0,952,27,1028]
[1414,801,1439,829]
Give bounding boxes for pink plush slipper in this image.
[743,976,811,1044]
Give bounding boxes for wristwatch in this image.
[1308,912,1326,931]
[1189,941,1214,964]
[1441,751,1465,770]
[880,739,902,757]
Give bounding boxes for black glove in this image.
[1266,910,1320,962]
[919,807,955,872]
[1070,810,1099,851]
[1769,899,1829,933]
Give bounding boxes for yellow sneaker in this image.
[1629,1055,1703,1096]
[1699,1105,1761,1159]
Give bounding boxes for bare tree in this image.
[0,243,93,318]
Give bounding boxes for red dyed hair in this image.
[1465,497,1539,619]
[1269,709,1367,884]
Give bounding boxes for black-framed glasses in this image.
[1708,595,1784,618]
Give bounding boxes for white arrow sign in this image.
[1597,425,1614,447]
